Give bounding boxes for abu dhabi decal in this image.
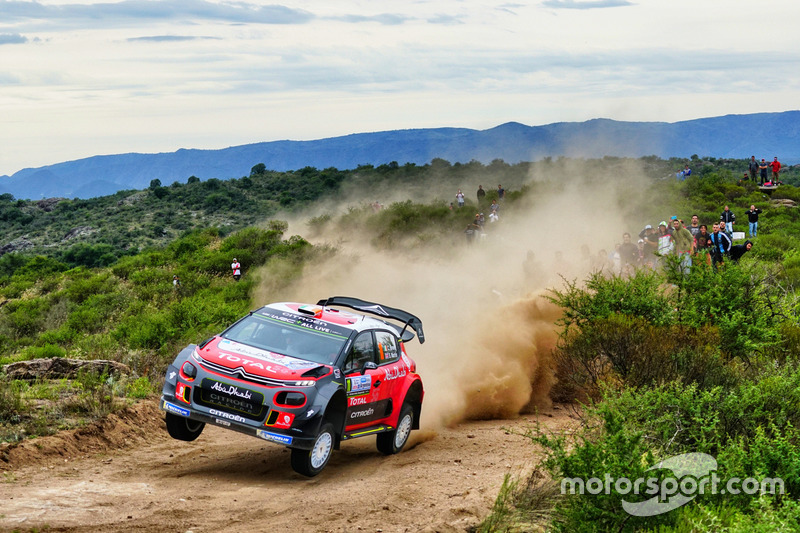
[347,374,372,395]
[217,339,318,369]
[210,381,253,400]
[162,400,191,417]
[383,366,407,381]
[257,430,293,445]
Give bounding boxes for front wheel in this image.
[165,413,205,441]
[377,404,413,455]
[291,422,335,477]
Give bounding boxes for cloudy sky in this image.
[1,0,798,175]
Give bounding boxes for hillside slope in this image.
[2,111,798,199]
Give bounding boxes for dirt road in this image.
[0,401,575,533]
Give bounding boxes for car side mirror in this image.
[400,330,415,343]
[361,361,377,375]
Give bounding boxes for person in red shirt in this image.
[770,157,782,182]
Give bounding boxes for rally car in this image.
[160,296,425,477]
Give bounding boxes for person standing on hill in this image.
[231,258,241,281]
[476,185,486,205]
[770,157,782,182]
[748,156,760,182]
[720,206,735,235]
[497,185,505,202]
[709,224,731,271]
[759,158,769,185]
[672,218,695,272]
[619,232,639,274]
[745,205,762,238]
[688,214,701,239]
[455,189,465,208]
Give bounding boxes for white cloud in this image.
[0,0,799,174]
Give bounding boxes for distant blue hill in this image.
[1,111,798,199]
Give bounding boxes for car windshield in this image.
[222,313,350,365]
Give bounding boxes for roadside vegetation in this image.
[2,154,800,531]
[477,176,800,530]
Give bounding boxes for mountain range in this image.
[2,111,798,200]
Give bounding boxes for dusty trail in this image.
[0,401,575,533]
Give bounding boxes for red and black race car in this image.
[160,297,425,477]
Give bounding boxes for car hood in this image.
[195,337,325,380]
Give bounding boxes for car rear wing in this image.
[316,296,425,344]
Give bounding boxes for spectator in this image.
[729,240,753,263]
[522,250,542,285]
[657,221,674,260]
[619,232,639,273]
[720,206,735,235]
[688,214,701,238]
[477,185,486,204]
[709,223,731,271]
[748,156,760,182]
[770,157,782,182]
[641,225,659,266]
[744,205,762,237]
[759,158,769,185]
[636,239,646,267]
[730,241,753,263]
[490,199,499,216]
[231,258,241,281]
[464,218,480,244]
[497,184,505,201]
[672,218,694,272]
[695,225,712,266]
[173,275,181,289]
[455,189,466,208]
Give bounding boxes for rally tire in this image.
[291,422,335,477]
[165,413,205,441]
[377,403,413,455]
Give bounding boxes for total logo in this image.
[348,396,368,406]
[209,409,246,423]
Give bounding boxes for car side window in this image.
[343,332,376,373]
[375,331,400,364]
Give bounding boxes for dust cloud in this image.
[254,159,651,430]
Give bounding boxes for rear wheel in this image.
[291,422,335,477]
[165,413,205,441]
[377,404,413,455]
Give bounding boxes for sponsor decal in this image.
[257,430,293,445]
[162,400,191,417]
[209,409,247,423]
[217,339,318,369]
[401,354,412,368]
[346,399,390,425]
[350,407,375,419]
[272,412,295,429]
[208,392,255,412]
[348,396,368,406]
[175,382,190,404]
[354,304,389,316]
[347,375,372,394]
[169,371,177,380]
[210,381,252,400]
[214,418,231,427]
[383,366,407,381]
[334,368,341,379]
[306,409,315,418]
